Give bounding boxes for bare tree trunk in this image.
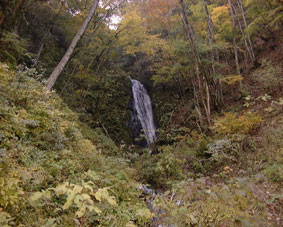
[179,0,211,125]
[203,0,224,106]
[46,0,99,91]
[191,75,203,127]
[228,0,241,76]
[203,0,215,73]
[237,0,255,60]
[203,0,219,64]
[233,3,252,64]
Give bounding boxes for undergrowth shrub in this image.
[0,211,14,227]
[0,175,24,210]
[133,146,187,187]
[206,138,240,164]
[155,147,186,180]
[0,32,30,67]
[220,74,243,85]
[154,177,269,226]
[212,112,262,135]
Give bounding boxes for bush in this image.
[212,112,262,135]
[0,32,31,67]
[0,176,24,210]
[206,138,240,164]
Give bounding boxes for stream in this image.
[139,185,178,227]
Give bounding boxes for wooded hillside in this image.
[0,0,282,226]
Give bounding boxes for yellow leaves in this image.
[143,0,178,30]
[95,188,117,206]
[85,170,100,181]
[220,75,243,85]
[29,181,117,218]
[29,192,43,202]
[54,182,70,196]
[118,8,167,56]
[212,112,262,135]
[63,192,76,210]
[76,139,95,153]
[75,205,86,218]
[0,63,14,88]
[211,5,232,41]
[94,189,104,202]
[136,207,153,219]
[73,193,102,217]
[75,204,101,218]
[0,211,14,226]
[29,190,51,204]
[125,222,138,227]
[211,5,230,20]
[0,176,24,209]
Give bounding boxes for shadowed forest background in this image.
[0,0,282,226]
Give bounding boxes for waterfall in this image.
[130,78,156,146]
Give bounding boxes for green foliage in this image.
[133,146,187,187]
[0,32,30,67]
[29,181,118,218]
[155,147,186,180]
[61,73,132,145]
[155,176,269,226]
[0,63,150,226]
[245,0,283,37]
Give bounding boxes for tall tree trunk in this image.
[237,0,255,60]
[232,2,251,64]
[228,0,241,75]
[46,0,99,91]
[179,0,211,125]
[203,0,219,64]
[203,0,223,106]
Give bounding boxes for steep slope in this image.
[0,63,151,226]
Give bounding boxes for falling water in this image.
[130,78,156,146]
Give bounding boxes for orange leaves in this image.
[142,0,178,29]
